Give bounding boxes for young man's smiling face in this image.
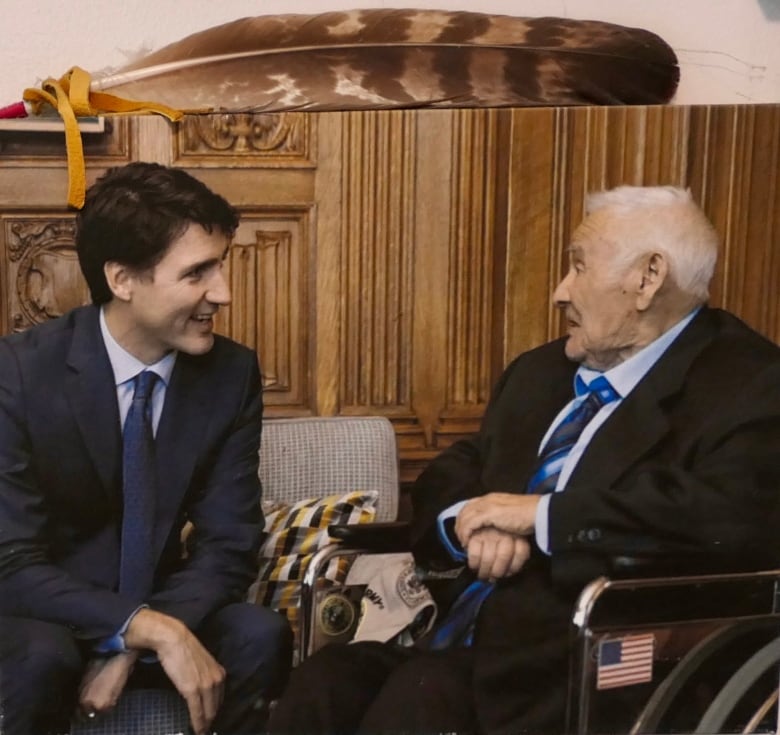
[107,223,232,364]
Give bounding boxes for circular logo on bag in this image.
[396,560,428,608]
[318,591,357,637]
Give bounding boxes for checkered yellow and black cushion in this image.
[248,490,378,651]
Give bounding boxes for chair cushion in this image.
[70,688,189,735]
[247,490,378,654]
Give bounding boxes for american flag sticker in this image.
[596,633,655,690]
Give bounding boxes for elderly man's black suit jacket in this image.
[0,305,263,643]
[410,306,780,733]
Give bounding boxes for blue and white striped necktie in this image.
[527,375,619,495]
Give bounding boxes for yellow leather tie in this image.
[23,67,186,209]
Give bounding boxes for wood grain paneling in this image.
[2,104,778,481]
[438,109,501,445]
[688,106,780,342]
[338,111,415,413]
[215,208,313,414]
[0,118,131,164]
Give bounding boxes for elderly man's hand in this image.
[455,492,541,549]
[466,527,532,580]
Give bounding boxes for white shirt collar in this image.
[99,307,177,387]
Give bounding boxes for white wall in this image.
[3,0,780,109]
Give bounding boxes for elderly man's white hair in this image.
[587,185,693,212]
[585,185,719,301]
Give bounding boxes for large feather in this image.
[94,9,679,112]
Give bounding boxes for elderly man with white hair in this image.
[268,185,780,735]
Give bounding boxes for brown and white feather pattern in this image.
[95,9,680,112]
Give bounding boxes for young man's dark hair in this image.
[76,162,240,304]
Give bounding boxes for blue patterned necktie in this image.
[426,579,495,650]
[526,375,619,495]
[119,370,159,599]
[426,375,618,651]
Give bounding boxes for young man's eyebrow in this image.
[181,256,220,275]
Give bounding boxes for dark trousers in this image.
[0,603,292,735]
[268,559,576,735]
[267,642,479,734]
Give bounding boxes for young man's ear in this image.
[103,261,133,302]
[636,252,668,311]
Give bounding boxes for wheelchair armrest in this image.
[574,559,780,632]
[608,553,777,579]
[328,520,411,552]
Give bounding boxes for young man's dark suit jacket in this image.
[410,306,780,733]
[0,304,264,642]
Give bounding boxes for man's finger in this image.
[456,503,490,545]
[466,534,483,573]
[184,686,216,731]
[467,534,493,580]
[510,537,532,575]
[202,679,224,731]
[490,536,514,579]
[478,540,496,580]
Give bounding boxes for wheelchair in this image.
[303,524,780,734]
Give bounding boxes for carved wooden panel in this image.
[215,208,313,414]
[173,113,314,167]
[1,104,779,482]
[1,215,88,333]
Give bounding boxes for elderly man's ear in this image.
[635,252,668,311]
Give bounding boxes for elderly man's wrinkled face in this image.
[553,211,643,371]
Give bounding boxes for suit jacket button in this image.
[576,530,588,542]
[586,528,602,542]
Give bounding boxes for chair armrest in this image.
[328,521,411,552]
[608,553,777,579]
[574,565,780,632]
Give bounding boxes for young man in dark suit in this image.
[268,185,780,734]
[0,162,292,735]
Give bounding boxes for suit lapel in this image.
[65,307,122,496]
[572,388,670,491]
[570,308,718,490]
[516,352,578,487]
[153,353,215,552]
